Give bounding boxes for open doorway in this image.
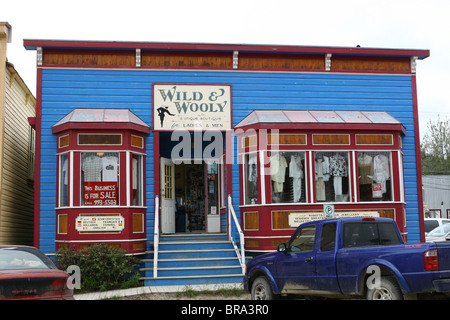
[160,158,221,234]
[174,161,220,233]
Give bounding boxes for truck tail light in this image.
[423,249,439,271]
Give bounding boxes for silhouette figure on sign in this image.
[157,106,175,127]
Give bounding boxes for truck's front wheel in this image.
[251,277,275,300]
[366,276,403,300]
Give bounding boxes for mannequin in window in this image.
[315,156,326,201]
[330,153,347,202]
[373,154,390,194]
[270,152,287,202]
[358,152,373,201]
[248,154,258,203]
[289,155,303,202]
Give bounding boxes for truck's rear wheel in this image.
[366,276,403,300]
[251,277,275,300]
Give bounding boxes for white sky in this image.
[2,0,450,139]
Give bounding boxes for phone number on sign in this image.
[93,199,117,206]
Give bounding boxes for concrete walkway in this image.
[74,282,243,300]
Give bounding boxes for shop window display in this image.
[244,153,258,205]
[270,151,306,204]
[315,151,349,203]
[357,151,391,201]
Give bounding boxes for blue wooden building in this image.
[24,40,429,286]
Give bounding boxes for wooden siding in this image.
[331,56,411,73]
[142,51,232,69]
[40,48,414,74]
[44,49,135,67]
[38,69,420,253]
[1,67,35,245]
[238,53,324,70]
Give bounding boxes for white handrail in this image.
[228,195,246,274]
[153,195,159,278]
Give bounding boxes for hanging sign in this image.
[153,84,232,131]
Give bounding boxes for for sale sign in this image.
[83,182,118,206]
[372,183,382,198]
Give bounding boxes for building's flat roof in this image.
[23,39,430,59]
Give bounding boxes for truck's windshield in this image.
[343,222,402,248]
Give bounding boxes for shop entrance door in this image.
[182,163,206,232]
[173,160,220,233]
[160,157,175,234]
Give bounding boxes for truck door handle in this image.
[305,257,314,262]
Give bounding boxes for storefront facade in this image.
[24,40,429,258]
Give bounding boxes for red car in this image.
[0,245,74,300]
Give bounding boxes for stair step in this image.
[140,273,244,280]
[150,249,237,260]
[143,233,244,286]
[143,257,240,268]
[140,265,242,272]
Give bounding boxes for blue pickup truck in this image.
[244,217,450,300]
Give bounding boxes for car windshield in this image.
[428,223,450,237]
[0,247,53,270]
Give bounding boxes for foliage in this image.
[421,115,450,175]
[56,244,140,292]
[176,287,247,298]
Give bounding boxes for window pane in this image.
[59,153,69,207]
[245,153,258,204]
[78,134,122,145]
[270,151,305,203]
[315,151,349,203]
[343,223,378,248]
[132,154,143,206]
[320,223,336,251]
[288,225,316,252]
[378,223,402,245]
[164,164,173,200]
[206,160,219,214]
[343,222,402,248]
[81,152,119,206]
[357,151,391,201]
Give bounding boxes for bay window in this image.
[52,108,150,254]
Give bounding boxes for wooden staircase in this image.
[140,233,245,286]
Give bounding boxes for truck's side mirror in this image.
[277,243,287,253]
[445,233,450,241]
